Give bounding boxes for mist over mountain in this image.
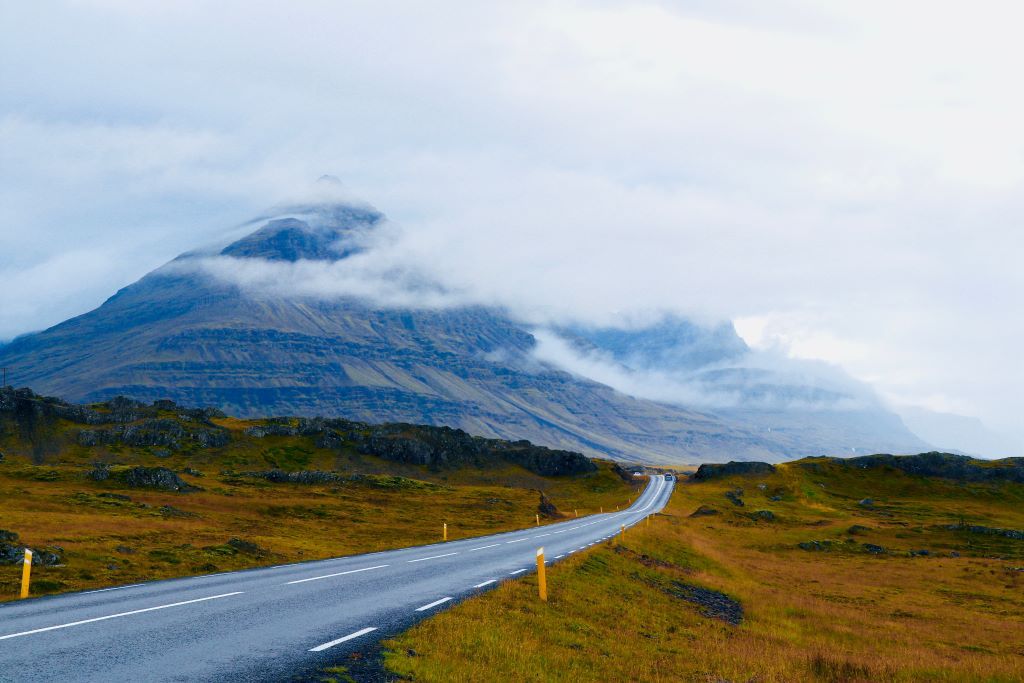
[0,198,928,463]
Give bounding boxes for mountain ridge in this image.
[0,200,928,464]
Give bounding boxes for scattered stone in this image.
[724,488,745,507]
[769,495,782,502]
[152,448,171,458]
[847,525,870,535]
[97,492,132,501]
[664,580,743,625]
[750,510,775,522]
[909,549,930,557]
[181,467,204,477]
[757,483,767,491]
[159,505,198,518]
[689,506,720,518]
[862,543,886,554]
[858,498,874,508]
[798,540,834,552]
[226,538,264,555]
[942,523,1024,540]
[115,545,135,554]
[950,551,961,558]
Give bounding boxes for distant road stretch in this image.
[0,475,674,681]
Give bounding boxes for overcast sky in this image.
[1,1,1021,451]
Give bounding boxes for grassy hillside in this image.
[0,389,641,601]
[384,456,1024,682]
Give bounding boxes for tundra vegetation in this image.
[0,388,640,600]
[384,455,1024,682]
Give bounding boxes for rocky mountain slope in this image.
[0,199,926,464]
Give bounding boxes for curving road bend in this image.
[0,475,674,681]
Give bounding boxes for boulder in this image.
[689,506,720,518]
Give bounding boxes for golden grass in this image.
[384,463,1024,682]
[0,447,639,601]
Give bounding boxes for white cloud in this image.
[0,0,1021,452]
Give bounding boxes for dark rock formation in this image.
[750,509,775,521]
[78,419,229,450]
[538,492,559,518]
[89,466,198,492]
[689,505,720,517]
[0,530,63,566]
[806,452,1024,484]
[664,580,743,625]
[724,488,745,507]
[692,461,776,481]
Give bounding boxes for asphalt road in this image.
[0,475,674,682]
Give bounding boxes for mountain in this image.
[559,317,928,457]
[0,199,927,464]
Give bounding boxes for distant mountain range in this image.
[0,197,928,464]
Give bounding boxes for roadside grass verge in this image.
[384,465,1024,682]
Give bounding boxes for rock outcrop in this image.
[692,461,776,481]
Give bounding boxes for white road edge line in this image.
[0,592,244,641]
[415,597,453,611]
[286,565,389,585]
[509,569,528,575]
[473,580,497,588]
[555,554,565,559]
[468,544,500,552]
[407,553,458,563]
[309,627,378,652]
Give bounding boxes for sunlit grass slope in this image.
[384,459,1024,682]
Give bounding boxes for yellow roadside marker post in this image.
[536,547,547,602]
[443,523,448,542]
[536,513,540,527]
[20,549,32,599]
[620,524,625,542]
[574,509,578,518]
[600,506,603,514]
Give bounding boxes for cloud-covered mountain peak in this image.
[219,201,384,263]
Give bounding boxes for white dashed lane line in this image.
[468,544,500,552]
[415,597,453,612]
[309,627,378,652]
[473,580,497,588]
[407,553,458,564]
[509,569,529,575]
[286,565,389,585]
[81,584,143,595]
[505,538,528,544]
